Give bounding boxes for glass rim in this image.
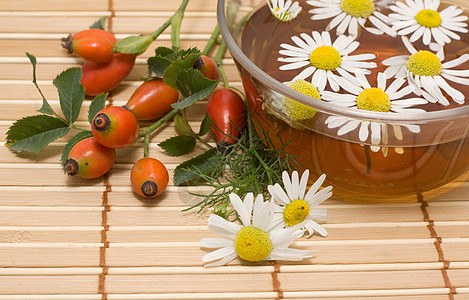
[216,0,469,124]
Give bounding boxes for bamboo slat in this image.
[1,0,469,298]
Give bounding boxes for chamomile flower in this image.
[389,0,468,46]
[383,36,469,105]
[200,193,315,267]
[307,0,396,37]
[267,0,302,22]
[322,72,424,153]
[278,30,377,91]
[268,170,332,238]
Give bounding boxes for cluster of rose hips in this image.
[61,28,222,198]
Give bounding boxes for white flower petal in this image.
[202,247,238,267]
[229,193,251,227]
[200,238,234,248]
[207,214,242,239]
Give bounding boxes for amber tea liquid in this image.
[240,0,469,201]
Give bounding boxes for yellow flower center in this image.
[284,80,319,121]
[340,0,375,18]
[283,199,310,226]
[356,87,391,112]
[406,50,442,77]
[310,46,342,71]
[415,9,442,28]
[235,226,272,262]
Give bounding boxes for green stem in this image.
[195,135,214,150]
[203,25,220,56]
[246,110,272,184]
[213,40,229,88]
[70,123,88,132]
[143,132,151,158]
[150,0,190,43]
[138,107,179,138]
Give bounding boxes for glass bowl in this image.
[217,0,469,202]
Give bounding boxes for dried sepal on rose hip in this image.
[130,157,169,198]
[64,137,116,179]
[91,106,139,149]
[193,55,220,81]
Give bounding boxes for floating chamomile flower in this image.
[268,170,331,237]
[278,31,377,92]
[388,0,468,46]
[283,80,319,121]
[267,0,302,22]
[322,72,425,153]
[307,0,396,37]
[383,36,469,105]
[200,193,315,267]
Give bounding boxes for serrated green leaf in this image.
[114,34,153,54]
[158,135,196,156]
[173,148,222,186]
[53,68,85,123]
[147,56,173,78]
[171,69,218,110]
[163,52,200,90]
[90,17,107,30]
[198,113,212,136]
[6,115,70,153]
[60,130,93,166]
[88,93,107,124]
[26,52,54,115]
[155,46,176,58]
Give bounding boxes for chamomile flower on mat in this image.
[200,193,315,267]
[267,0,302,22]
[383,36,469,105]
[268,170,331,237]
[278,30,377,91]
[306,0,396,37]
[388,0,468,46]
[322,72,424,153]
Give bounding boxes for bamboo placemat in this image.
[1,0,469,299]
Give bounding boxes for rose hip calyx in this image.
[141,180,158,197]
[93,113,111,131]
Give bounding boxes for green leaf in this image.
[114,34,154,54]
[26,52,54,115]
[158,135,196,156]
[147,56,172,78]
[89,17,107,30]
[174,113,195,137]
[173,148,222,186]
[147,47,201,79]
[147,47,176,78]
[53,68,85,123]
[60,130,93,166]
[171,69,218,110]
[88,93,107,124]
[163,52,200,90]
[198,113,212,136]
[6,115,70,153]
